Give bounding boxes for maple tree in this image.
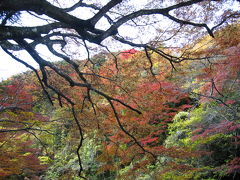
[0,23,239,178]
[161,23,240,179]
[0,78,48,178]
[31,48,203,179]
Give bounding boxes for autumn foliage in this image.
[0,79,47,178]
[0,23,240,179]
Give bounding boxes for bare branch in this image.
[211,12,240,32]
[107,99,156,159]
[191,92,235,111]
[2,48,54,105]
[90,0,123,25]
[71,106,86,179]
[0,127,54,134]
[164,13,214,37]
[145,47,155,76]
[0,23,67,41]
[63,0,83,12]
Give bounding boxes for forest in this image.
[0,0,240,180]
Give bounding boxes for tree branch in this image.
[90,0,123,26]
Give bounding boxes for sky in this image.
[0,13,45,81]
[0,0,149,80]
[0,51,29,81]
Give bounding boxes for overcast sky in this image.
[0,0,151,81]
[0,0,139,80]
[0,13,42,81]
